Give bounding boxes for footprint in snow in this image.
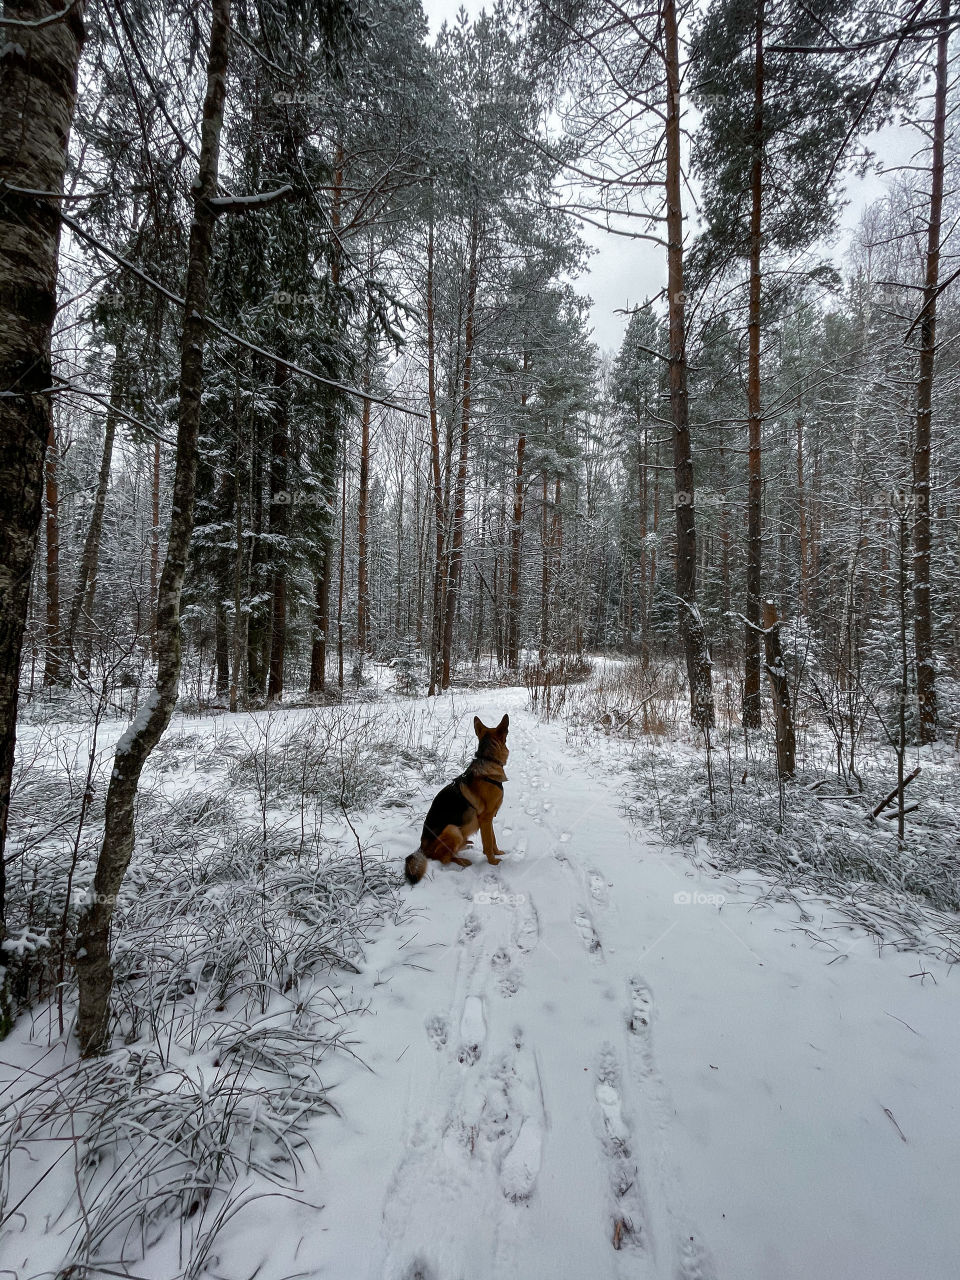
[500,970,522,997]
[589,871,609,907]
[513,900,540,954]
[459,912,482,942]
[500,1116,544,1203]
[627,978,653,1036]
[492,948,522,997]
[425,1015,447,1050]
[595,1046,648,1253]
[575,910,603,959]
[595,1053,631,1158]
[458,995,486,1065]
[404,1261,434,1280]
[677,1232,718,1280]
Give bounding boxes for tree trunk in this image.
[506,348,528,669]
[796,412,809,615]
[743,0,765,730]
[337,447,346,689]
[663,0,714,729]
[426,212,446,695]
[229,428,245,713]
[441,215,480,689]
[215,601,230,697]
[246,410,266,705]
[309,399,339,700]
[43,423,63,685]
[357,356,372,661]
[0,0,86,1011]
[75,0,230,1057]
[150,438,161,658]
[71,348,123,671]
[912,0,948,743]
[267,359,290,701]
[540,472,550,660]
[762,599,795,778]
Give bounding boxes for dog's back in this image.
[420,780,473,848]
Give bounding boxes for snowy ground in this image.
[3,686,960,1279]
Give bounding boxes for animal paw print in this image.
[425,1015,447,1050]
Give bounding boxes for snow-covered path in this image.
[293,697,960,1280]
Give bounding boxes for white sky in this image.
[420,0,927,355]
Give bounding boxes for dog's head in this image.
[474,714,509,764]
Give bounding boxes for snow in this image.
[3,690,960,1279]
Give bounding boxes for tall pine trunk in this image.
[539,472,550,660]
[663,0,714,729]
[267,359,290,701]
[70,348,124,670]
[75,0,230,1057]
[440,215,479,689]
[426,213,446,695]
[0,0,86,1018]
[912,0,948,743]
[43,423,63,685]
[506,347,528,669]
[763,599,795,778]
[742,0,765,730]
[796,413,809,616]
[356,356,372,662]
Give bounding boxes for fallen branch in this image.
[878,802,920,821]
[870,766,921,819]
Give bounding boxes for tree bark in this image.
[267,359,290,701]
[229,431,245,712]
[912,0,948,743]
[309,552,331,694]
[506,347,528,669]
[356,352,372,661]
[337,446,347,689]
[0,0,86,1012]
[441,214,480,689]
[796,412,809,615]
[743,0,765,730]
[150,438,160,658]
[426,211,446,695]
[70,348,123,671]
[75,0,231,1057]
[762,599,795,779]
[246,409,266,705]
[43,422,63,685]
[663,0,714,729]
[539,472,550,660]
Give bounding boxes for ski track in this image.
[375,706,715,1280]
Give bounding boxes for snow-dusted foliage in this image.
[0,701,470,1277]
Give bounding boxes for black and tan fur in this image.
[405,714,509,885]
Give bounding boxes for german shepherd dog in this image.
[405,714,509,885]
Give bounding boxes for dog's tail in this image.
[405,850,428,886]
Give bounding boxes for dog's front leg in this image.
[479,818,502,865]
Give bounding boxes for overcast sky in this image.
[420,0,925,355]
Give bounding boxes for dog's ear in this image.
[497,713,509,736]
[474,715,486,737]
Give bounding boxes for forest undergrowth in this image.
[0,699,466,1279]
[551,658,960,964]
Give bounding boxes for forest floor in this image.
[2,684,960,1280]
